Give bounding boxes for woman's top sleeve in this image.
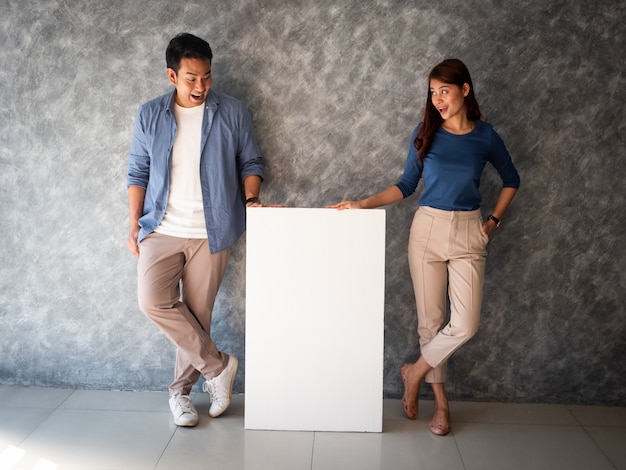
[394,125,423,198]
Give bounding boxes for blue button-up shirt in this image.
[127,89,264,253]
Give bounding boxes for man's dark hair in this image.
[166,33,213,73]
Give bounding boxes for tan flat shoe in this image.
[428,408,450,436]
[400,364,418,420]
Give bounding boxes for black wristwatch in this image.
[246,197,261,205]
[487,215,501,227]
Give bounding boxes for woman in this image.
[328,58,520,436]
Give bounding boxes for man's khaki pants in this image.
[137,232,231,395]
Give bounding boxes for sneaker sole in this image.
[174,416,199,427]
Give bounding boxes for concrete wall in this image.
[1,0,624,405]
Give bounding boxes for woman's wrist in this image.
[487,214,501,227]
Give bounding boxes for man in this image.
[126,33,264,427]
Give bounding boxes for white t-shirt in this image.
[155,102,207,238]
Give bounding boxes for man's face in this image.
[167,57,212,108]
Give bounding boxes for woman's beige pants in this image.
[408,206,488,384]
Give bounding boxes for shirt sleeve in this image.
[127,106,151,189]
[395,126,424,198]
[236,104,265,182]
[488,128,520,189]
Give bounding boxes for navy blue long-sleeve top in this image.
[395,121,520,211]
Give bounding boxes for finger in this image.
[128,244,139,257]
[127,237,139,257]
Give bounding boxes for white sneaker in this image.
[169,393,199,427]
[203,355,238,418]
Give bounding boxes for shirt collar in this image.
[165,89,219,115]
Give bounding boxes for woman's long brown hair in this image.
[414,59,482,162]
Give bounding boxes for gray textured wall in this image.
[1,0,624,405]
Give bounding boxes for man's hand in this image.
[127,226,140,258]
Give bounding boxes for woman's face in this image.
[429,78,470,122]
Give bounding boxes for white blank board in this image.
[245,208,385,432]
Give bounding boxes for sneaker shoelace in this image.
[203,380,222,403]
[174,394,195,414]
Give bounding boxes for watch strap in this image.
[487,215,501,227]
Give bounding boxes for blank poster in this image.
[245,208,386,432]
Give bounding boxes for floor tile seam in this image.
[452,402,626,410]
[382,416,421,422]
[8,390,76,446]
[565,405,626,429]
[53,408,172,414]
[154,425,180,470]
[50,389,80,414]
[565,405,586,428]
[450,431,468,470]
[577,422,622,470]
[582,424,626,429]
[452,420,590,429]
[11,406,58,449]
[452,419,581,426]
[309,432,316,470]
[0,387,77,410]
[0,405,64,410]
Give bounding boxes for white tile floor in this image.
[0,385,624,470]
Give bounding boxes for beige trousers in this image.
[408,206,488,384]
[137,233,231,395]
